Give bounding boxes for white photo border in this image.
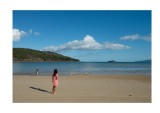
[0,0,160,113]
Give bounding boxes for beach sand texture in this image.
[13,75,151,103]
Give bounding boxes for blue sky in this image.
[13,10,151,62]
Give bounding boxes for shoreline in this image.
[13,73,151,76]
[13,74,151,103]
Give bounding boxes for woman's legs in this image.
[52,86,56,94]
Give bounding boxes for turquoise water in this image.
[13,62,151,76]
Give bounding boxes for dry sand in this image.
[13,74,151,103]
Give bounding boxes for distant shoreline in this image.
[13,73,151,76]
[13,61,151,63]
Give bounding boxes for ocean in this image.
[13,62,151,76]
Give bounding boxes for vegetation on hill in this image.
[13,48,79,62]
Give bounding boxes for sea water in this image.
[13,62,151,76]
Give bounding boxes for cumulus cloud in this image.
[120,34,151,41]
[13,29,27,41]
[13,28,40,41]
[43,35,130,52]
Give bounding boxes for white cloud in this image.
[103,42,131,50]
[13,28,40,41]
[29,29,40,36]
[29,29,33,34]
[143,35,151,41]
[34,32,40,36]
[13,29,27,41]
[43,35,130,52]
[120,34,151,41]
[120,34,140,40]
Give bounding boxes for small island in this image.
[106,60,151,63]
[107,60,116,63]
[13,48,79,62]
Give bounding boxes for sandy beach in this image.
[13,74,151,103]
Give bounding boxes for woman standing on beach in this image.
[52,69,58,94]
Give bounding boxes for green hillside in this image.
[13,48,79,62]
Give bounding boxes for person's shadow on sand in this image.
[29,86,51,94]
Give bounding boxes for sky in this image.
[13,10,151,62]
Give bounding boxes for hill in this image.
[13,48,79,62]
